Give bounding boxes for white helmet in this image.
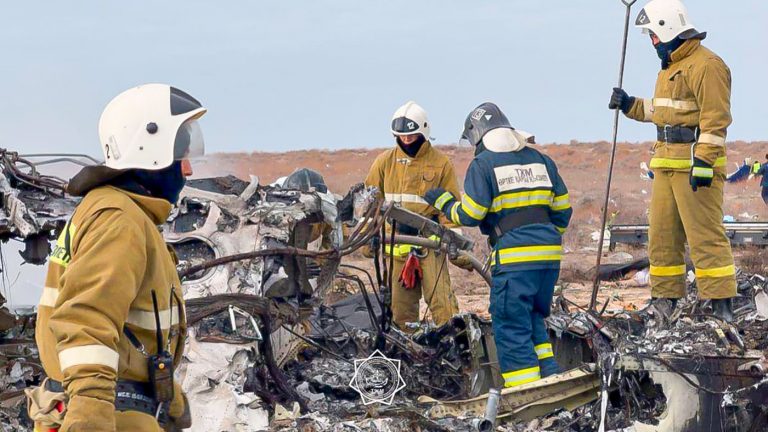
[390,101,430,141]
[635,0,702,43]
[98,83,207,171]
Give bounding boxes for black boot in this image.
[711,298,734,323]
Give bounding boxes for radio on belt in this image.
[148,290,174,403]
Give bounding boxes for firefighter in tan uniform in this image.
[30,84,206,431]
[609,0,736,319]
[365,101,465,329]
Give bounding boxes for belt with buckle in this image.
[46,379,168,421]
[657,125,698,143]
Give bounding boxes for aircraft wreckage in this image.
[0,149,766,431]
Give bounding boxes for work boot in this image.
[711,298,734,323]
[540,359,561,378]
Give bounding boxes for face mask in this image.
[115,161,187,204]
[655,37,685,69]
[396,134,426,157]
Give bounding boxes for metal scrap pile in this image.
[542,269,768,431]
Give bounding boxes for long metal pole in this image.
[590,0,638,311]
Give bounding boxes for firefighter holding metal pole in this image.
[608,0,736,320]
[423,103,572,387]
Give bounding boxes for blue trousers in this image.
[490,268,560,387]
[762,186,768,205]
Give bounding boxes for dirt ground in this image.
[195,141,768,317]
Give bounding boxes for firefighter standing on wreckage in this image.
[423,102,572,388]
[364,101,471,329]
[609,0,736,320]
[30,84,205,431]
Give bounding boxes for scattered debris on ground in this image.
[0,152,766,431]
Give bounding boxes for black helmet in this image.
[460,102,514,149]
[283,168,328,193]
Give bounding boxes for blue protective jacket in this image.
[440,147,572,273]
[758,165,768,188]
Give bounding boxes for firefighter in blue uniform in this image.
[423,102,572,387]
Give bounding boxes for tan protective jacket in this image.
[36,186,186,430]
[625,39,732,173]
[365,141,461,226]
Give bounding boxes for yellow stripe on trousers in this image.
[502,366,541,388]
[649,264,686,277]
[695,264,735,278]
[534,343,554,359]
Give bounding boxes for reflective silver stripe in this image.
[126,306,180,330]
[535,344,553,356]
[504,370,540,385]
[499,249,562,259]
[59,345,119,371]
[434,192,453,210]
[39,287,59,307]
[642,98,654,122]
[490,192,553,212]
[653,98,698,110]
[384,193,426,204]
[698,133,726,146]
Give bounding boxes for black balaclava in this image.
[396,134,426,158]
[109,161,186,204]
[655,36,685,69]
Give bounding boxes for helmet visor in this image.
[391,117,420,136]
[173,119,205,160]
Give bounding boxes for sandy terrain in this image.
[194,141,768,316]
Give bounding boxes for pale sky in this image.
[2,1,767,158]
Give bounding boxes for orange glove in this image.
[398,252,422,290]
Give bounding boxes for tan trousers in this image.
[648,170,736,299]
[387,249,459,328]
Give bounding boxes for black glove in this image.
[689,158,714,191]
[423,188,456,211]
[608,87,635,114]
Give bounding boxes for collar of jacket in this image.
[395,140,432,160]
[670,39,701,64]
[104,185,172,225]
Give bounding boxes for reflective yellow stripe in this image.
[649,264,686,277]
[450,202,461,225]
[50,222,77,267]
[126,306,180,330]
[691,167,713,178]
[653,98,698,110]
[695,264,736,278]
[551,194,570,211]
[649,156,727,170]
[490,190,554,213]
[39,287,59,308]
[698,133,726,146]
[58,345,119,371]
[642,98,654,121]
[534,343,554,360]
[434,192,454,211]
[556,226,567,234]
[502,366,541,387]
[497,245,562,265]
[384,243,415,258]
[461,194,487,220]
